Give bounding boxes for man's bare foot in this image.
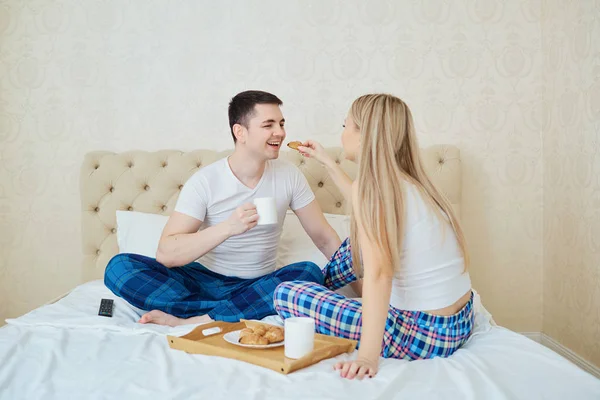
[185,314,214,325]
[139,310,183,326]
[138,310,214,326]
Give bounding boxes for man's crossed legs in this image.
[104,253,323,326]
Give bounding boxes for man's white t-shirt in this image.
[174,157,315,279]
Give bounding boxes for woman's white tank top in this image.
[389,181,471,311]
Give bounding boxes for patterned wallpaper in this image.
[542,0,600,367]
[0,0,544,333]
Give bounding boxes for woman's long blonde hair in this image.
[349,94,469,276]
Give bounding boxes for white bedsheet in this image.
[3,280,496,334]
[1,282,599,400]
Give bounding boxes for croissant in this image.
[237,324,285,345]
[257,336,269,345]
[264,328,284,344]
[239,333,260,344]
[240,333,269,345]
[239,328,254,339]
[252,326,267,336]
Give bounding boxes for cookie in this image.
[287,141,302,150]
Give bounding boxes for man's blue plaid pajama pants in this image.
[104,253,323,322]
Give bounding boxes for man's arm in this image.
[294,200,364,296]
[156,204,258,268]
[293,200,341,260]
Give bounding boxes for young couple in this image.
[104,90,474,380]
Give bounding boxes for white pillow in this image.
[116,210,168,257]
[277,210,357,297]
[277,210,350,269]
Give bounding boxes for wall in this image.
[542,0,600,367]
[0,0,543,332]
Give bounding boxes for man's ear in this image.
[233,124,246,144]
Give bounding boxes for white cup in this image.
[253,197,278,225]
[284,317,315,359]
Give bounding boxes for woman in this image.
[273,94,473,380]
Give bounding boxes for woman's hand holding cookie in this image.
[296,140,334,167]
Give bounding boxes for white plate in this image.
[222,330,284,349]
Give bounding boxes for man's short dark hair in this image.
[228,90,283,142]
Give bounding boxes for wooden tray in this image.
[167,320,357,374]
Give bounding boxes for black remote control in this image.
[98,299,114,317]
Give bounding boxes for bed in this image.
[1,146,599,400]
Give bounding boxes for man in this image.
[104,90,342,326]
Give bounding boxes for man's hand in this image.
[333,357,379,380]
[226,203,259,236]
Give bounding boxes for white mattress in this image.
[1,281,599,400]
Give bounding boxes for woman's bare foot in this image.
[138,310,214,326]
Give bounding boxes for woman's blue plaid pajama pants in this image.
[274,238,474,360]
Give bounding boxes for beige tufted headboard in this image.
[80,145,461,281]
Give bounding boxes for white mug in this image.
[253,197,278,225]
[284,317,315,359]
